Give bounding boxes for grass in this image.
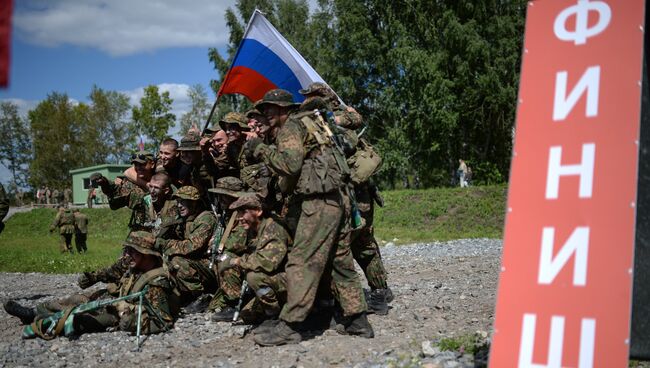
[0,208,130,274]
[0,185,508,273]
[374,184,507,244]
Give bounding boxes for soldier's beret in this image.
[173,186,201,201]
[124,231,160,258]
[229,194,262,211]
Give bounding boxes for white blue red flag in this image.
[217,9,326,103]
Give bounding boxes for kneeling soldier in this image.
[3,231,179,337]
[217,195,290,324]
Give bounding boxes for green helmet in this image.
[124,231,160,258]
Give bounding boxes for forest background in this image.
[0,0,527,196]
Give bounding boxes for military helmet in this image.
[131,150,155,164]
[176,131,201,151]
[218,112,250,132]
[173,186,201,201]
[123,231,160,258]
[207,176,244,198]
[254,89,299,110]
[229,194,262,211]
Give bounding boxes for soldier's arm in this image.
[254,119,305,177]
[0,185,8,221]
[334,106,364,130]
[123,166,149,191]
[222,222,249,255]
[239,223,288,273]
[163,214,216,257]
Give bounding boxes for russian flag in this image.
[217,9,326,103]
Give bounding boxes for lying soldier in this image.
[218,194,290,332]
[3,231,180,338]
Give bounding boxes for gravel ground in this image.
[0,239,502,368]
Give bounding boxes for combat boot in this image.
[77,272,98,289]
[211,306,236,322]
[367,288,389,315]
[252,318,280,336]
[183,294,211,314]
[339,312,374,338]
[253,320,302,346]
[3,300,36,324]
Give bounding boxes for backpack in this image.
[347,138,382,185]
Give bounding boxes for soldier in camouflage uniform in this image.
[202,123,238,180]
[50,206,75,254]
[219,112,251,176]
[72,209,89,253]
[0,182,8,234]
[300,82,393,314]
[156,186,218,304]
[217,195,290,325]
[4,231,179,336]
[79,171,178,289]
[244,89,372,346]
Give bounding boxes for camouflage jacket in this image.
[116,267,180,334]
[73,212,89,233]
[106,180,151,230]
[51,209,75,234]
[162,210,217,259]
[238,215,290,274]
[221,210,249,256]
[0,183,8,222]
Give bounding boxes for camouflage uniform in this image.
[157,186,218,301]
[73,210,89,253]
[228,196,290,322]
[33,231,179,335]
[249,90,367,324]
[177,132,213,203]
[0,182,8,234]
[50,208,75,253]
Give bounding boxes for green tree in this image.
[179,84,210,136]
[131,85,175,153]
[0,101,31,187]
[89,85,133,163]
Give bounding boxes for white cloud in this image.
[14,0,237,56]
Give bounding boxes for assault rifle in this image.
[232,280,249,322]
[22,286,168,350]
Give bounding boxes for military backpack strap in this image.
[130,268,169,294]
[217,211,239,253]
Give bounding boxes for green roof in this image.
[69,164,131,175]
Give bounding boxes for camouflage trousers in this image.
[35,289,119,333]
[209,257,243,310]
[350,186,388,290]
[168,257,217,303]
[59,233,73,253]
[75,233,88,253]
[280,193,367,323]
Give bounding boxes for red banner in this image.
[490,1,645,367]
[0,0,11,88]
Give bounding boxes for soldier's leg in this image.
[58,234,68,253]
[246,271,286,316]
[65,234,74,253]
[75,233,83,253]
[351,227,388,290]
[331,231,368,318]
[279,196,343,323]
[209,265,243,311]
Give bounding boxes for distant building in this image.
[69,164,131,205]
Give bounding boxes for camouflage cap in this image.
[245,106,265,119]
[173,186,201,201]
[299,82,329,96]
[123,231,160,258]
[219,112,250,132]
[207,176,244,198]
[254,89,299,110]
[229,194,262,211]
[176,131,201,151]
[131,151,155,164]
[204,123,223,134]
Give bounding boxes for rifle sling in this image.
[217,211,238,253]
[130,268,167,295]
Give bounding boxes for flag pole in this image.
[203,9,262,133]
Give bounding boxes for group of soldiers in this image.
[50,206,89,254]
[36,186,73,206]
[3,83,391,346]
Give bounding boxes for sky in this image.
[0,0,244,184]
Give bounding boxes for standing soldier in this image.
[63,187,72,206]
[45,186,52,205]
[245,89,372,346]
[73,209,89,253]
[299,82,393,315]
[52,188,60,205]
[86,186,95,208]
[0,182,8,234]
[50,206,75,253]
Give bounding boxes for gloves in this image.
[78,272,97,289]
[243,137,263,161]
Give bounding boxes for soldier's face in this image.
[147,179,169,202]
[224,124,242,142]
[180,151,201,166]
[218,195,236,210]
[211,130,228,153]
[239,208,262,231]
[159,144,178,168]
[135,161,155,179]
[177,199,196,217]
